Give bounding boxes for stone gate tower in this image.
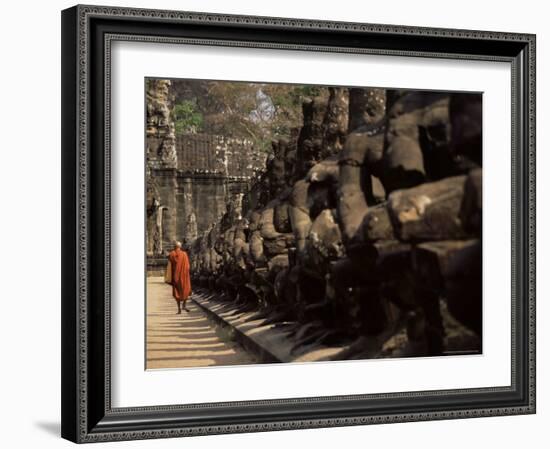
[146,79,266,273]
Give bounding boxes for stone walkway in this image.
[146,277,257,369]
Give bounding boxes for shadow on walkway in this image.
[146,277,257,369]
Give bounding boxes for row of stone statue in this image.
[188,87,482,358]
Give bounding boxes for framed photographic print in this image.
[61,4,536,443]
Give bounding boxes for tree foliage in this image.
[172,100,204,135]
[170,80,328,153]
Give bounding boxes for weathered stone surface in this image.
[263,235,292,257]
[449,93,482,168]
[370,176,386,204]
[358,203,394,243]
[387,175,467,242]
[321,87,349,159]
[372,241,413,279]
[460,168,482,235]
[348,88,386,131]
[381,91,452,193]
[297,95,329,176]
[273,200,292,233]
[305,209,344,271]
[307,181,336,220]
[259,200,282,240]
[329,257,376,287]
[146,179,162,256]
[145,80,177,255]
[267,139,288,197]
[177,134,264,177]
[248,230,265,265]
[412,239,481,335]
[181,85,482,357]
[412,239,479,292]
[337,129,386,247]
[289,180,312,254]
[233,219,249,269]
[306,156,339,184]
[268,254,290,272]
[443,240,482,334]
[147,79,177,169]
[382,135,425,193]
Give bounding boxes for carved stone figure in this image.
[181,85,482,357]
[321,87,349,159]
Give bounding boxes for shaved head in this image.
[174,241,182,249]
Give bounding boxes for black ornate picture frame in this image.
[61,4,536,443]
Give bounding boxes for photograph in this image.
[145,78,483,370]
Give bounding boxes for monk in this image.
[168,241,192,314]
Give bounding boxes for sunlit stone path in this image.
[146,277,257,369]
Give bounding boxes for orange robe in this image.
[168,248,191,301]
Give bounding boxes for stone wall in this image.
[177,134,264,179]
[146,79,266,263]
[146,79,177,257]
[146,79,177,171]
